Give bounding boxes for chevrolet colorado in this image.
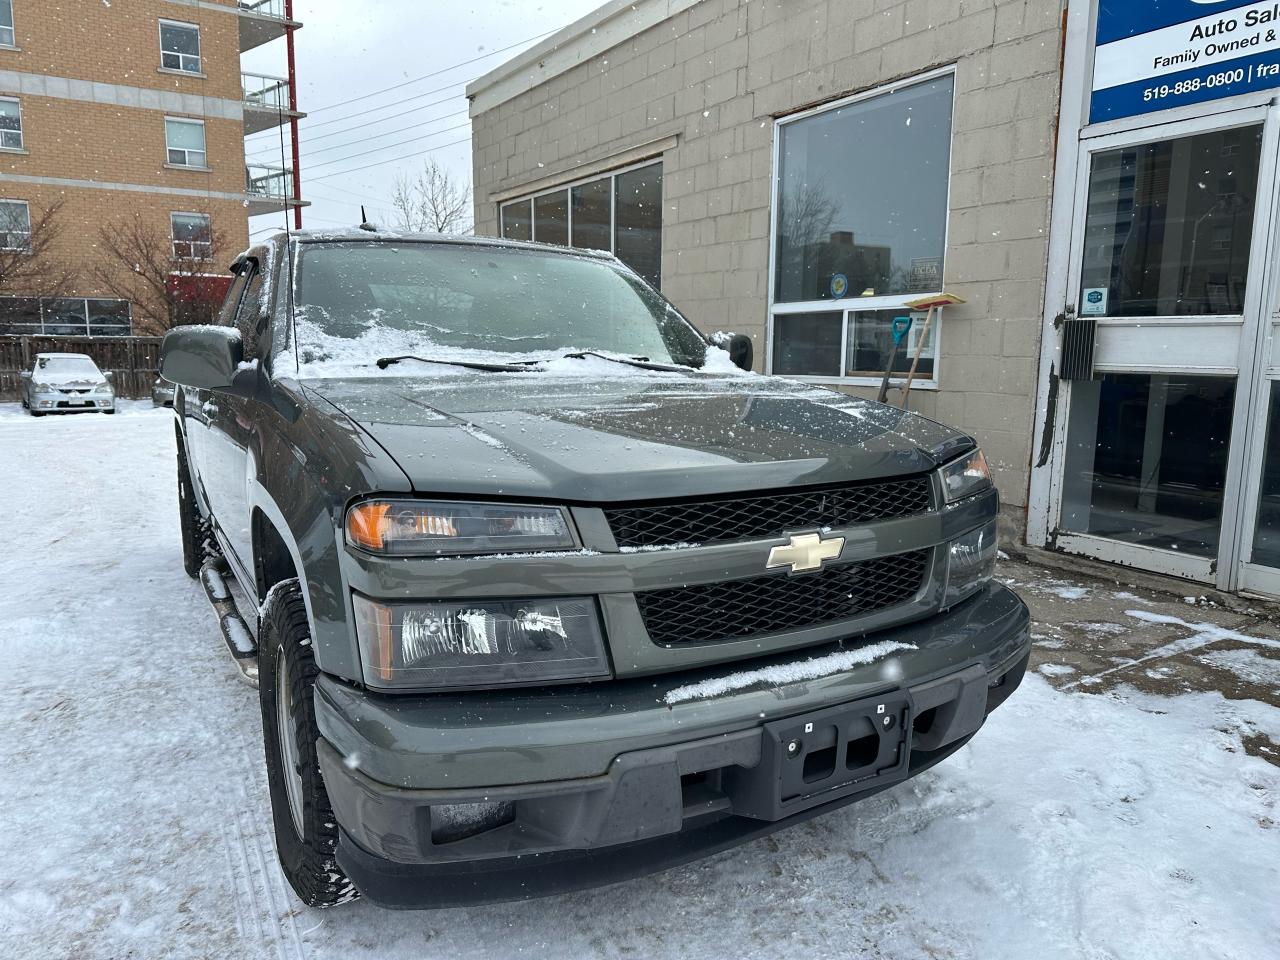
[160,230,1030,910]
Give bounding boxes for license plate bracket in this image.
[727,690,913,821]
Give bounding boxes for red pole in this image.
[285,0,302,230]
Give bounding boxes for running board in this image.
[200,559,259,688]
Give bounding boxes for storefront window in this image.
[498,162,663,288]
[1060,373,1236,557]
[773,74,953,305]
[772,312,843,376]
[845,310,933,379]
[0,297,131,336]
[1079,126,1262,317]
[1251,385,1280,569]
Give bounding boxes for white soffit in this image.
[466,0,703,116]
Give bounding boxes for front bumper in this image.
[30,391,114,412]
[315,582,1030,907]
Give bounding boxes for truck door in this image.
[201,257,266,582]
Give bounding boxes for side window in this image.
[235,264,267,359]
[215,268,250,329]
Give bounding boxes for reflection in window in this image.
[171,212,212,259]
[0,198,29,250]
[1080,126,1261,317]
[0,297,131,336]
[615,164,662,288]
[0,0,13,47]
[160,20,201,73]
[774,75,953,304]
[500,199,531,241]
[772,312,843,376]
[498,162,663,288]
[533,191,568,247]
[0,98,21,150]
[1252,385,1280,569]
[571,177,610,252]
[165,117,206,168]
[1060,373,1236,557]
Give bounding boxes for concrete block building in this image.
[468,0,1280,600]
[0,0,304,336]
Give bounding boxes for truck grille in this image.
[604,476,932,549]
[636,549,930,646]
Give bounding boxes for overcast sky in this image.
[242,0,604,240]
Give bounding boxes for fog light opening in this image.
[429,801,516,845]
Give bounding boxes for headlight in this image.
[939,449,992,504]
[943,518,998,608]
[353,594,610,689]
[346,500,576,556]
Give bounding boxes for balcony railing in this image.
[246,164,295,201]
[242,72,290,112]
[238,0,286,18]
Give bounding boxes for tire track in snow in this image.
[216,717,308,960]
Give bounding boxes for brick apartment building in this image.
[0,0,304,337]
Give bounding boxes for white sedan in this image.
[20,352,116,416]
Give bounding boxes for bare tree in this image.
[390,158,472,234]
[0,199,75,298]
[780,178,840,252]
[89,210,230,336]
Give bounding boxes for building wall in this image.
[471,0,1065,509]
[0,0,250,320]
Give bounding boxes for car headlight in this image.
[353,594,610,689]
[943,518,998,608]
[939,449,992,504]
[345,500,576,556]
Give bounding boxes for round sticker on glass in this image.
[830,273,849,298]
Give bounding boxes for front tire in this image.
[258,580,358,908]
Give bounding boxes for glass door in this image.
[1048,106,1280,586]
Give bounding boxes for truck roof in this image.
[246,228,618,263]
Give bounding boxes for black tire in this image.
[176,441,212,579]
[258,580,359,908]
[104,409,116,415]
[30,409,44,417]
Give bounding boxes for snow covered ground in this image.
[1,405,1278,959]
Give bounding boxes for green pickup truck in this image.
[160,230,1030,910]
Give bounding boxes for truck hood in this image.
[302,370,974,502]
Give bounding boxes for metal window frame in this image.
[498,157,662,256]
[765,65,957,389]
[0,0,14,48]
[0,95,21,150]
[158,18,202,74]
[0,197,30,251]
[170,210,212,260]
[164,116,207,168]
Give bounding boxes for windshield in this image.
[291,242,708,373]
[36,356,100,379]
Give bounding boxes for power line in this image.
[246,105,468,162]
[307,135,471,183]
[304,30,554,116]
[302,120,471,172]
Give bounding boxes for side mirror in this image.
[20,371,30,380]
[104,371,114,381]
[709,331,755,372]
[160,326,244,392]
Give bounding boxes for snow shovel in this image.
[875,315,913,404]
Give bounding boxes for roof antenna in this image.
[358,205,377,232]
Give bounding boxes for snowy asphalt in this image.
[1,404,1278,960]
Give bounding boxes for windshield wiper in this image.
[552,350,686,372]
[375,355,532,373]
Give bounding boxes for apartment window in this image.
[499,160,664,288]
[171,212,212,259]
[0,199,30,250]
[0,98,20,150]
[165,118,206,168]
[769,71,954,384]
[0,297,132,336]
[0,1,14,47]
[160,20,201,73]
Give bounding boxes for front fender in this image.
[248,382,411,684]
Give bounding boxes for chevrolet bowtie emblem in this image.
[766,532,845,574]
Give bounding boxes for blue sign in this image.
[829,273,849,298]
[1091,1,1280,122]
